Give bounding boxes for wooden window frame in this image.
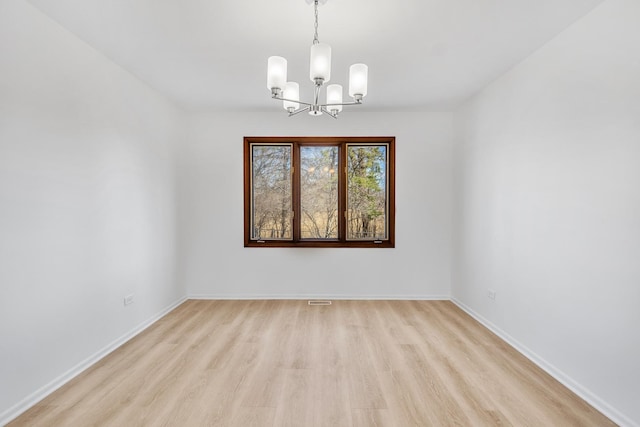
[244,136,395,248]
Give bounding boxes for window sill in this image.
[244,240,394,248]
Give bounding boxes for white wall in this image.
[0,0,185,421]
[178,111,453,299]
[452,0,640,425]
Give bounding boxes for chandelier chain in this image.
[313,0,319,45]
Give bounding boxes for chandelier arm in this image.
[318,101,364,107]
[272,96,363,109]
[288,106,312,117]
[321,107,339,119]
[271,95,316,108]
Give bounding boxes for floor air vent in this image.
[308,300,332,306]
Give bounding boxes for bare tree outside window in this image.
[251,144,292,240]
[300,146,339,239]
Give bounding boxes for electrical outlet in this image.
[487,289,496,300]
[124,294,134,306]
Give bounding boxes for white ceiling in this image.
[27,0,604,111]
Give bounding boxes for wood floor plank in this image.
[311,368,353,427]
[8,300,616,427]
[351,409,391,427]
[273,369,315,426]
[230,407,276,427]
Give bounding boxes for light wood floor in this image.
[10,300,615,426]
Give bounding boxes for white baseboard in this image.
[0,296,188,426]
[188,293,451,300]
[451,298,638,427]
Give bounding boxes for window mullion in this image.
[338,142,347,242]
[292,142,301,242]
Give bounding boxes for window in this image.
[244,137,395,247]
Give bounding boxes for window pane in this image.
[300,146,339,239]
[347,145,387,240]
[251,144,292,240]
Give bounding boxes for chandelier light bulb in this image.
[283,82,300,112]
[326,84,343,113]
[309,43,332,83]
[349,64,368,99]
[267,56,287,91]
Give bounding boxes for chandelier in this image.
[266,0,368,118]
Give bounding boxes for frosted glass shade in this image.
[326,84,343,113]
[267,56,287,91]
[283,82,300,111]
[349,63,368,98]
[309,43,331,82]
